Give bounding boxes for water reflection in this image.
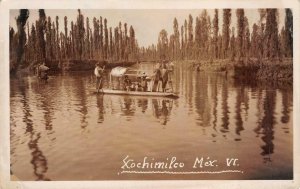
[235,86,244,138]
[137,99,148,113]
[75,78,88,129]
[281,90,291,124]
[194,72,211,128]
[152,99,173,126]
[121,97,136,120]
[211,74,218,130]
[96,95,105,123]
[260,90,276,163]
[28,133,50,181]
[118,97,173,125]
[19,79,50,181]
[221,78,230,133]
[10,63,293,180]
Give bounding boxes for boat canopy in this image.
[110,66,149,78]
[110,66,128,77]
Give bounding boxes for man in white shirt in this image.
[94,63,104,92]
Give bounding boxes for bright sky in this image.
[9,9,285,47]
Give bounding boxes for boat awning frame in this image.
[110,66,128,77]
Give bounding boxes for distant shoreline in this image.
[173,58,293,83]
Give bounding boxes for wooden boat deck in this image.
[89,89,179,98]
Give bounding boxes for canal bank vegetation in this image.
[10,9,293,83]
[10,9,139,74]
[139,9,293,83]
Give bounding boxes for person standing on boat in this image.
[152,64,161,92]
[140,75,148,92]
[94,63,104,92]
[161,64,169,92]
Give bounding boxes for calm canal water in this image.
[10,63,293,180]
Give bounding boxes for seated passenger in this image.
[140,76,148,92]
[124,76,131,91]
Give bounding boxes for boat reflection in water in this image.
[10,63,293,180]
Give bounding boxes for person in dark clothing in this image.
[161,64,169,92]
[152,67,161,92]
[124,75,131,91]
[140,76,148,92]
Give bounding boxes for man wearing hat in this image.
[140,72,148,92]
[94,63,104,92]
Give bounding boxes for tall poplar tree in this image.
[222,9,231,58]
[13,9,29,73]
[284,9,293,57]
[236,9,245,61]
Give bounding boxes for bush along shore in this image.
[176,58,293,84]
[57,60,136,71]
[233,58,292,84]
[11,59,137,77]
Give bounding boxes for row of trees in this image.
[10,9,139,72]
[10,9,293,73]
[140,9,293,63]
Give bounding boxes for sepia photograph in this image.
[0,0,298,187]
[8,8,294,181]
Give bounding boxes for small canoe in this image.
[89,89,179,99]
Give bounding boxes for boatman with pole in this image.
[95,62,105,93]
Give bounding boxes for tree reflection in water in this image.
[9,67,293,180]
[96,95,105,123]
[75,79,88,129]
[194,72,211,130]
[221,77,230,135]
[234,86,245,141]
[28,133,50,181]
[19,80,50,181]
[211,75,219,142]
[254,88,276,163]
[260,90,276,163]
[280,89,292,134]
